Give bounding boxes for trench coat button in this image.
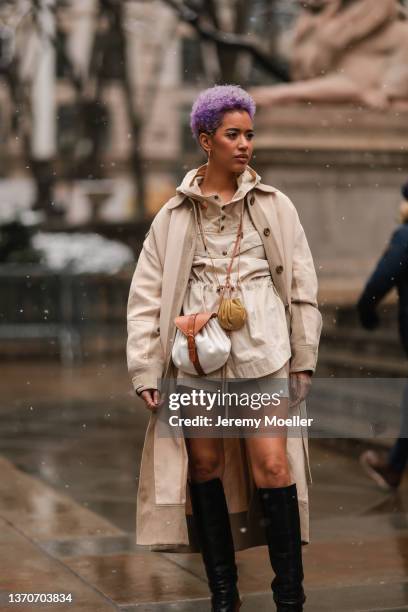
[214,194,219,200]
[220,225,225,231]
[276,265,284,274]
[263,227,270,236]
[156,326,160,334]
[250,195,255,205]
[222,250,228,256]
[221,215,226,220]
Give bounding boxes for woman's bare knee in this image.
[186,440,224,482]
[245,436,291,488]
[254,455,291,488]
[189,455,224,481]
[190,466,223,482]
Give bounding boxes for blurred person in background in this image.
[358,181,408,490]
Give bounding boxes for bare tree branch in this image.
[161,0,289,81]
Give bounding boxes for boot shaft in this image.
[189,477,240,612]
[258,483,305,610]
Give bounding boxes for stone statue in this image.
[251,0,408,110]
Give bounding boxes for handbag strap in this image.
[175,312,217,376]
[174,312,215,335]
[224,200,245,292]
[186,314,205,376]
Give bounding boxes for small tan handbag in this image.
[172,312,231,376]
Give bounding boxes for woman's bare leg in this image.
[244,396,291,487]
[185,437,225,482]
[177,384,225,482]
[245,434,291,488]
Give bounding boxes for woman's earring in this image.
[207,149,212,160]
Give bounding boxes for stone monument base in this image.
[254,103,408,305]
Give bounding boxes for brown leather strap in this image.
[174,312,215,335]
[186,314,205,376]
[225,195,246,282]
[174,312,216,375]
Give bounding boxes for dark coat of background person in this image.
[357,224,408,355]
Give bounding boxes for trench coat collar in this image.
[167,163,276,209]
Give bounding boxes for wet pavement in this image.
[1,361,408,611]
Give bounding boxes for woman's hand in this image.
[140,389,162,412]
[289,371,312,409]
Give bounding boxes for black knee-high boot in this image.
[258,483,306,612]
[189,477,242,612]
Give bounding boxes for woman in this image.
[127,85,322,612]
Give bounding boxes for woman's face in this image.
[200,110,254,173]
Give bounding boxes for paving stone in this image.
[40,533,138,558]
[64,551,209,607]
[0,516,117,611]
[0,455,122,540]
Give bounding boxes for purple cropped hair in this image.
[190,84,256,142]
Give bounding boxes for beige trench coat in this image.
[127,164,322,552]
